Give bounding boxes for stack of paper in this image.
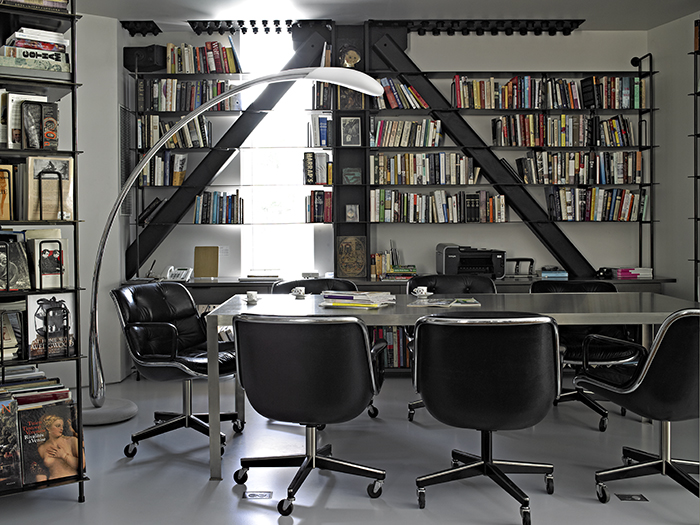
[320,291,396,309]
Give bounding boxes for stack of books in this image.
[381,265,417,282]
[0,27,70,73]
[320,291,396,309]
[616,267,653,280]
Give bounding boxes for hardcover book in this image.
[0,237,31,292]
[26,156,74,220]
[18,400,83,487]
[6,93,47,149]
[26,238,67,290]
[0,164,13,220]
[0,396,21,493]
[26,293,76,360]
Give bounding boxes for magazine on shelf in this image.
[26,293,76,360]
[0,395,21,493]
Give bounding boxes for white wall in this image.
[648,12,700,300]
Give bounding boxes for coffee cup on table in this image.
[291,286,306,297]
[413,286,429,296]
[246,291,258,303]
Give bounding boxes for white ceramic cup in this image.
[246,291,258,302]
[291,286,306,296]
[414,286,429,295]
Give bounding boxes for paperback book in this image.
[0,395,21,493]
[25,156,74,220]
[26,292,76,360]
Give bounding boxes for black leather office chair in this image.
[574,308,700,503]
[110,282,242,458]
[271,277,357,294]
[529,280,639,431]
[413,312,560,525]
[232,314,387,516]
[406,274,497,421]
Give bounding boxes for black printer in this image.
[435,244,506,279]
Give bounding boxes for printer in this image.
[436,244,506,279]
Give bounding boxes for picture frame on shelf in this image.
[336,235,367,279]
[345,204,359,222]
[338,86,364,110]
[340,117,361,147]
[341,167,362,185]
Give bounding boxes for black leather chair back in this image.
[579,309,700,422]
[233,314,377,426]
[414,312,559,431]
[407,274,497,295]
[271,278,358,294]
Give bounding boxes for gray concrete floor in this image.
[2,374,698,525]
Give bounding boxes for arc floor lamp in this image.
[86,66,384,424]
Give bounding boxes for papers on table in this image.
[408,297,481,307]
[320,290,396,309]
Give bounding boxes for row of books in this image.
[164,38,242,75]
[514,150,643,185]
[0,0,69,12]
[370,326,409,368]
[311,42,333,110]
[192,189,244,224]
[616,267,653,279]
[0,158,74,221]
[370,118,444,148]
[303,152,332,185]
[377,77,429,110]
[138,151,188,187]
[308,114,332,147]
[369,152,482,186]
[136,77,240,113]
[1,291,76,361]
[492,113,637,148]
[0,26,70,73]
[305,190,332,223]
[453,74,647,110]
[0,380,83,493]
[137,114,212,150]
[544,186,648,222]
[369,188,507,224]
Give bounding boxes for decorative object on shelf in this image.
[336,235,367,278]
[340,116,361,146]
[345,204,359,222]
[341,167,362,185]
[89,66,384,410]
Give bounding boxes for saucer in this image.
[244,298,260,304]
[292,293,307,299]
[412,291,433,297]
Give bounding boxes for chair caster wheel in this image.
[367,480,383,498]
[596,482,610,503]
[620,407,627,416]
[233,468,249,484]
[124,443,137,458]
[520,506,531,525]
[233,420,244,433]
[451,458,460,468]
[316,424,326,431]
[408,410,415,422]
[368,404,379,418]
[545,474,554,494]
[277,498,293,516]
[417,488,426,509]
[599,417,608,432]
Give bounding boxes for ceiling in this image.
[77,0,699,33]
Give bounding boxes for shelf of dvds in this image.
[0,2,86,502]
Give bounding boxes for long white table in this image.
[206,291,700,479]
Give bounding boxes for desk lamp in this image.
[87,67,383,422]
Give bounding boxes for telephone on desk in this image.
[164,266,193,282]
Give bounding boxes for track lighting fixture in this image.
[121,21,162,37]
[407,19,583,36]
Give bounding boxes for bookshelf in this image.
[0,2,86,501]
[692,29,700,300]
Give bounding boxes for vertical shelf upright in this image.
[692,38,700,300]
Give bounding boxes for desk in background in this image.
[206,291,699,480]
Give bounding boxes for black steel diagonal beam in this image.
[125,32,327,279]
[372,33,596,278]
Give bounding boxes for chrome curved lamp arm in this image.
[88,67,383,407]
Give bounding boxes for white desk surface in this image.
[206,292,700,479]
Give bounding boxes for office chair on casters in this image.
[529,280,640,431]
[574,308,700,504]
[271,277,358,294]
[406,274,497,421]
[232,314,387,516]
[413,312,560,525]
[110,282,243,459]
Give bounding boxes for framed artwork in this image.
[340,117,361,147]
[345,204,359,222]
[341,167,362,185]
[338,86,364,110]
[336,236,366,278]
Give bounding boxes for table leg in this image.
[207,314,222,480]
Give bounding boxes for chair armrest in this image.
[581,333,645,371]
[125,322,178,361]
[370,338,387,392]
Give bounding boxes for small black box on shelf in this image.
[123,45,166,73]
